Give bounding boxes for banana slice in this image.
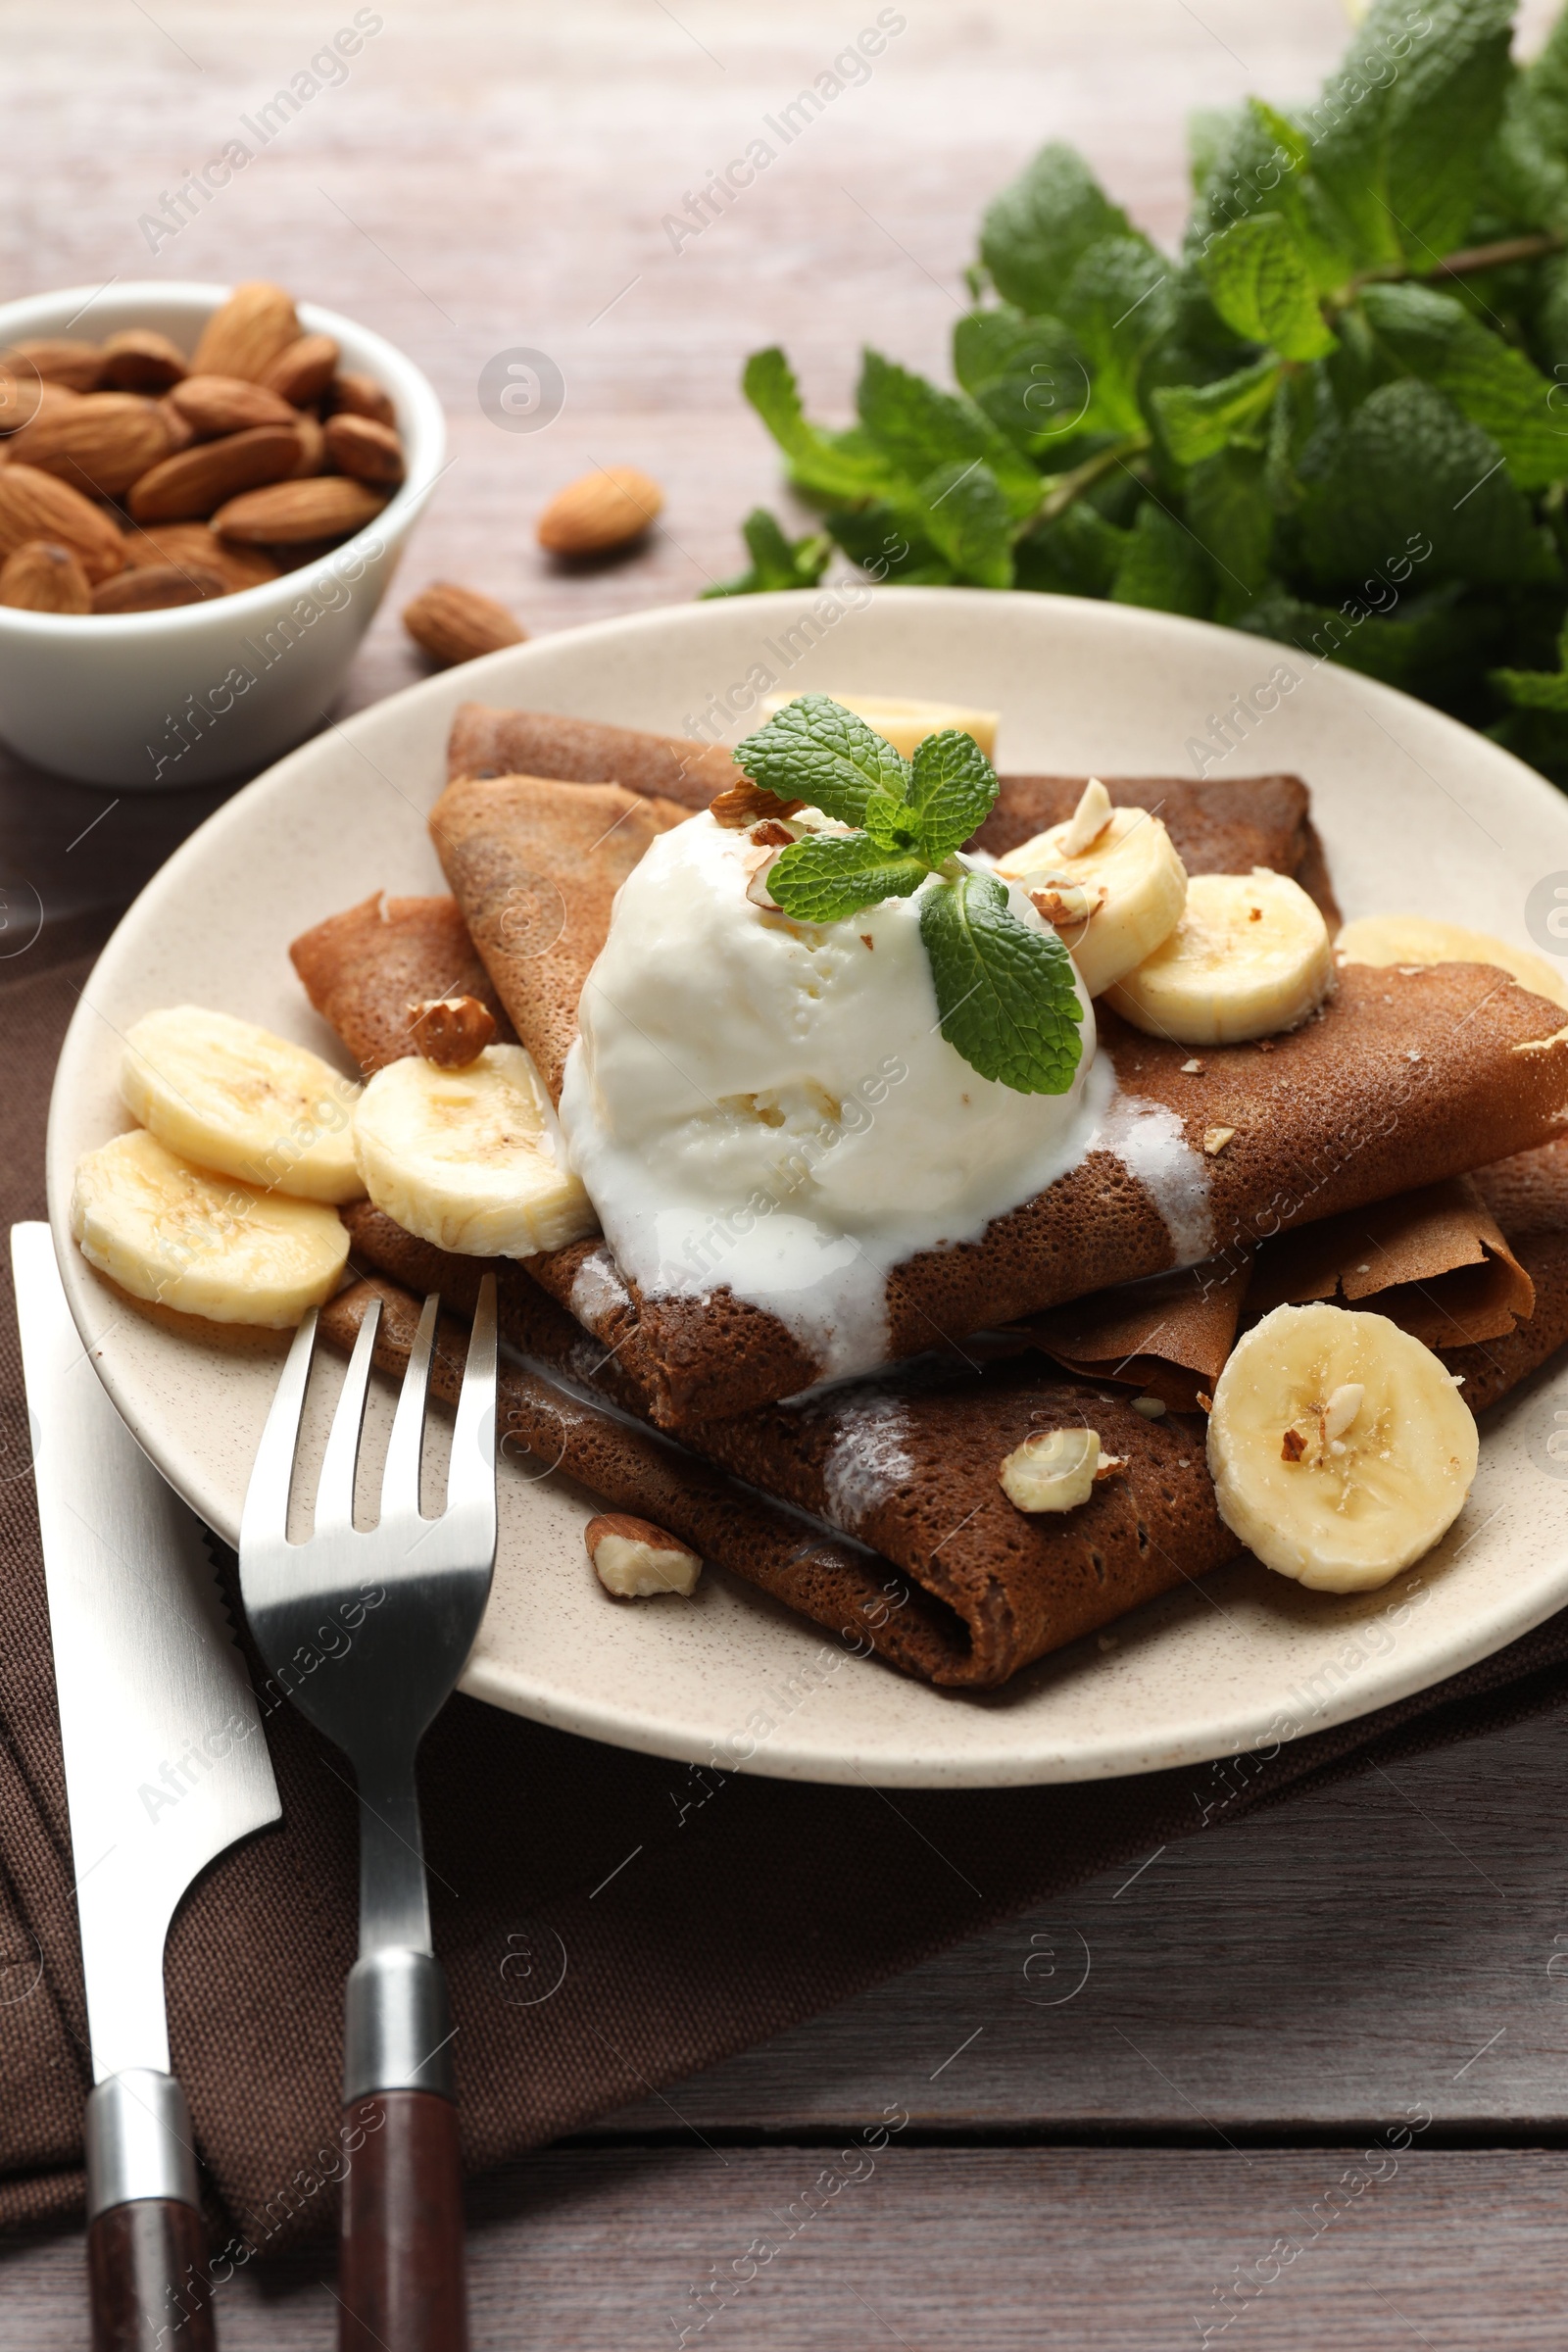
[353,1043,599,1258]
[72,1128,348,1327]
[122,1005,363,1204]
[995,788,1189,998]
[1337,913,1568,1009]
[1106,868,1333,1045]
[1207,1300,1478,1592]
[758,692,998,759]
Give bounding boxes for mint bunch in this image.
[717,0,1568,785]
[733,696,1084,1097]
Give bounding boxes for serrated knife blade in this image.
[12,1221,280,2346]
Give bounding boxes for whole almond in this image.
[13,391,171,498]
[324,412,405,486]
[126,423,302,522]
[402,582,524,667]
[538,466,663,556]
[158,397,198,456]
[261,333,338,407]
[290,411,327,477]
[0,538,91,613]
[329,371,395,427]
[0,378,80,436]
[92,562,227,613]
[2,338,105,393]
[583,1512,701,1597]
[190,283,300,383]
[0,466,125,580]
[122,520,280,592]
[100,329,187,392]
[170,373,297,438]
[211,476,387,544]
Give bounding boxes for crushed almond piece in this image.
[409,994,496,1067]
[1254,1038,1276,1053]
[1180,1057,1204,1074]
[1093,1452,1128,1481]
[1250,906,1262,921]
[710,778,804,828]
[749,817,794,847]
[1202,1126,1236,1155]
[1197,1392,1213,1414]
[860,933,874,950]
[1281,1427,1306,1463]
[585,1511,702,1598]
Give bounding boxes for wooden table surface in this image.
[7,2,1568,2343]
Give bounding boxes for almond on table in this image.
[537,466,663,556]
[402,581,524,667]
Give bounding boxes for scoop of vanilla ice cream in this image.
[557,809,1102,1378]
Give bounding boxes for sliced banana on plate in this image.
[1337,913,1568,1008]
[354,1043,599,1258]
[1106,868,1333,1045]
[758,691,998,759]
[122,1005,363,1203]
[995,781,1189,998]
[1207,1301,1478,1592]
[72,1128,349,1327]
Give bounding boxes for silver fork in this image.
[239,1280,497,2352]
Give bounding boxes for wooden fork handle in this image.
[339,2090,466,2351]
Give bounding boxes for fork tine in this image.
[380,1293,440,1525]
[239,1307,318,1556]
[316,1295,382,1537]
[446,1274,498,1534]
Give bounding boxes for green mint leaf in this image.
[1188,99,1356,294]
[1360,282,1568,491]
[856,349,1041,518]
[979,143,1134,316]
[905,729,1001,863]
[1299,378,1560,588]
[742,349,894,505]
[920,871,1085,1096]
[1013,500,1130,596]
[952,305,1094,457]
[1199,214,1337,361]
[1109,501,1214,618]
[1149,356,1283,465]
[733,694,910,823]
[1380,0,1514,261]
[699,508,832,600]
[912,459,1016,588]
[1056,236,1176,432]
[1184,444,1273,593]
[766,834,930,923]
[1490,662,1568,712]
[822,501,955,585]
[1238,580,1470,692]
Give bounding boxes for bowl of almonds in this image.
[0,277,445,787]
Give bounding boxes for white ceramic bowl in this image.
[0,280,446,787]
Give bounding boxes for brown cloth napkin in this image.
[7,919,1568,2261]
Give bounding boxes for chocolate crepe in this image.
[289,890,516,1075]
[448,704,739,808]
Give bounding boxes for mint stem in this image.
[1027,429,1151,532]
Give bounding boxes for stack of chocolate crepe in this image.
[290,706,1568,1690]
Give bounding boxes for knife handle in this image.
[339,1947,466,2350]
[84,2071,213,2351]
[87,2199,214,2352]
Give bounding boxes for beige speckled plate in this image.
[45,588,1568,1786]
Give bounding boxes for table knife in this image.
[12,1223,281,2352]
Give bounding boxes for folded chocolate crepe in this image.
[290,891,516,1075]
[449,708,1341,920]
[339,1123,1568,1688]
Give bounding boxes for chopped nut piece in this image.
[710,778,804,828]
[408,994,497,1067]
[1321,1381,1364,1441]
[585,1512,702,1597]
[1180,1057,1204,1074]
[1202,1126,1236,1155]
[1060,775,1114,857]
[1197,1392,1213,1414]
[1030,881,1104,934]
[1281,1427,1306,1463]
[1132,1396,1165,1420]
[749,818,794,847]
[999,1427,1102,1513]
[1092,1451,1128,1481]
[745,859,782,912]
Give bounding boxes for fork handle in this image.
[339,1948,466,2350]
[339,2090,466,2351]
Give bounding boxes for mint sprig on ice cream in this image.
[732,695,1084,1097]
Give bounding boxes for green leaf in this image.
[1185,444,1273,592]
[1237,580,1472,690]
[1299,377,1560,588]
[953,306,1095,455]
[1379,0,1514,260]
[1490,660,1568,710]
[1056,236,1176,431]
[1012,498,1129,595]
[979,143,1135,316]
[766,833,930,923]
[699,508,832,599]
[1199,214,1337,361]
[856,349,1041,517]
[822,502,955,585]
[742,348,893,504]
[1150,355,1283,464]
[1110,501,1214,617]
[912,459,1016,588]
[904,729,1001,863]
[733,694,909,823]
[1189,97,1357,294]
[919,871,1085,1096]
[1359,281,1568,490]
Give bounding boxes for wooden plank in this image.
[7,2146,1568,2348]
[597,1702,1568,2131]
